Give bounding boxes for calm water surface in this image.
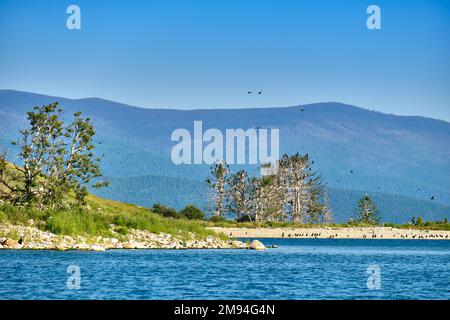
[1,238,449,299]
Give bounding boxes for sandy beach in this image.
[210,226,450,240]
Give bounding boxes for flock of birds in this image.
[227,230,448,240]
[278,232,449,239]
[248,99,438,202]
[93,94,439,204]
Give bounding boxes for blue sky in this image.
[0,0,449,121]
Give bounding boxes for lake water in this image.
[1,239,449,300]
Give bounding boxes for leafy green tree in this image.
[0,103,107,209]
[179,205,205,220]
[354,194,381,224]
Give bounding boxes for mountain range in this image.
[1,89,449,223]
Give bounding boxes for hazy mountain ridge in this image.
[1,89,449,222]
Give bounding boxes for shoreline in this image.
[210,226,450,240]
[0,224,249,251]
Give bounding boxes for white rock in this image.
[249,240,266,250]
[91,245,106,252]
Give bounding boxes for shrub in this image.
[151,203,180,219]
[179,205,205,220]
[115,226,129,235]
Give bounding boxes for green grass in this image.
[0,160,227,241]
[0,195,227,240]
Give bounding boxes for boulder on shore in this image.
[249,240,266,250]
[91,245,106,252]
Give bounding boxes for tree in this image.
[278,153,331,223]
[0,151,21,203]
[0,102,107,209]
[226,170,255,221]
[278,153,310,222]
[305,174,332,223]
[252,174,285,222]
[205,162,230,217]
[179,205,204,220]
[203,153,333,224]
[354,194,381,224]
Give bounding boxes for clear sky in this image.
[0,0,449,121]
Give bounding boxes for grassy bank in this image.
[0,195,227,241]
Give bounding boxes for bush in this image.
[115,226,129,235]
[179,205,205,220]
[208,215,227,223]
[236,215,254,222]
[151,203,180,219]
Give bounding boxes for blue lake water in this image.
[1,238,449,300]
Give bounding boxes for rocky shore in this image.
[0,224,255,251]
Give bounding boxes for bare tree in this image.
[252,174,285,222]
[204,153,332,224]
[278,153,311,223]
[227,170,255,221]
[205,161,230,217]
